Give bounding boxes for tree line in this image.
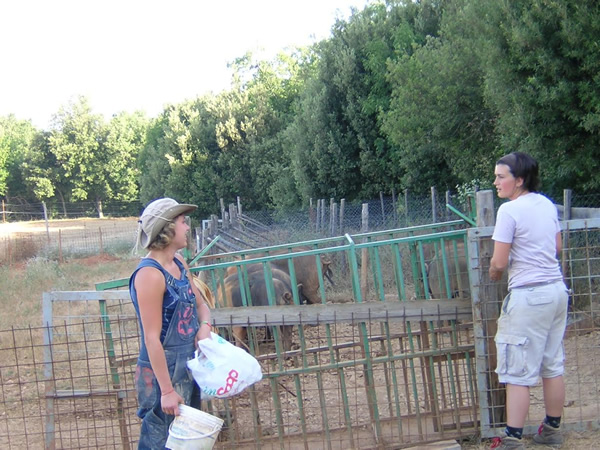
[1,0,598,219]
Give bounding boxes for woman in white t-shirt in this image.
[489,152,569,449]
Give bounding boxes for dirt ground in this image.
[461,429,598,449]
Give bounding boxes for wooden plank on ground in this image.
[404,440,461,449]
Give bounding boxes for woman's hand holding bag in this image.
[187,332,263,399]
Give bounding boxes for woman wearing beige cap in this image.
[129,197,212,449]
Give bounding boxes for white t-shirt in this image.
[492,192,562,289]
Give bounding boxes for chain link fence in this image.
[243,191,465,237]
[205,189,600,252]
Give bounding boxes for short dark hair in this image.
[496,152,540,192]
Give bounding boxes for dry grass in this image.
[0,217,141,329]
[0,253,138,330]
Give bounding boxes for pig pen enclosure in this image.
[1,202,599,448]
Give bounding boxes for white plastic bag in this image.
[187,332,263,399]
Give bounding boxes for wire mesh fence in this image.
[0,200,142,222]
[3,189,600,224]
[1,293,477,449]
[243,192,459,237]
[210,190,600,250]
[0,218,139,265]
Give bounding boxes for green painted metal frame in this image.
[446,203,477,227]
[191,224,472,446]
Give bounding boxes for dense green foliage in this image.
[1,0,598,217]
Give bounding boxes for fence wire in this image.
[1,300,477,449]
[0,219,138,264]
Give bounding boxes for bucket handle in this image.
[168,422,220,441]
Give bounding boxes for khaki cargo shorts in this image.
[494,280,569,386]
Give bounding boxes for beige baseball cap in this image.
[137,198,197,249]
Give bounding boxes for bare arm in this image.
[489,241,511,281]
[135,266,183,414]
[556,231,562,257]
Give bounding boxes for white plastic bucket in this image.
[165,404,224,450]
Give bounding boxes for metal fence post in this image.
[43,293,56,450]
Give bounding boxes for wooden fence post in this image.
[237,196,242,216]
[223,212,230,230]
[445,190,451,222]
[184,216,194,257]
[392,188,398,226]
[330,202,338,236]
[199,226,205,253]
[42,201,50,242]
[320,199,326,234]
[98,228,104,255]
[328,198,334,235]
[476,189,505,426]
[97,199,104,219]
[431,186,438,223]
[404,189,409,227]
[315,199,321,233]
[220,198,226,224]
[210,214,218,239]
[360,203,369,301]
[339,199,345,236]
[58,229,63,264]
[329,198,333,235]
[379,192,385,226]
[339,198,347,272]
[562,189,572,280]
[229,203,238,228]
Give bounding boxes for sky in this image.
[0,0,370,130]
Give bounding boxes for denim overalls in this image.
[129,258,201,449]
